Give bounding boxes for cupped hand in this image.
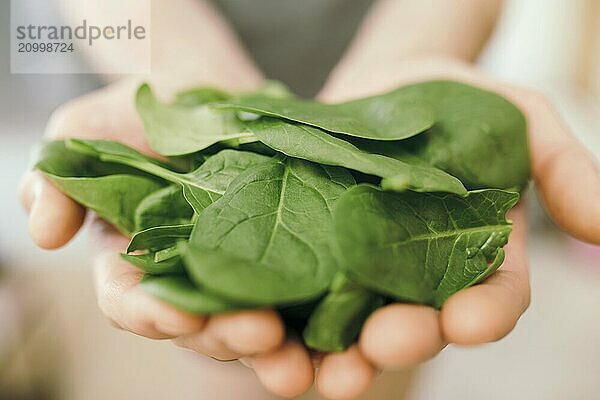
[17,79,314,397]
[294,56,600,399]
[19,57,600,400]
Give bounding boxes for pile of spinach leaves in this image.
[34,80,529,352]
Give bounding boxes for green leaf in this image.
[135,185,194,231]
[140,275,245,314]
[35,141,163,235]
[246,119,467,195]
[121,252,184,275]
[183,157,355,305]
[333,185,519,308]
[222,80,530,190]
[35,140,156,178]
[217,87,436,141]
[181,148,272,195]
[303,274,384,352]
[349,81,530,190]
[68,140,271,213]
[136,84,254,156]
[127,224,194,253]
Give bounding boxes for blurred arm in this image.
[57,0,263,92]
[323,0,503,97]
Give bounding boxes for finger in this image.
[21,172,86,249]
[509,90,600,244]
[316,345,376,400]
[173,309,284,361]
[172,330,240,361]
[249,340,314,398]
[91,219,205,339]
[359,304,443,369]
[441,204,530,344]
[209,309,284,354]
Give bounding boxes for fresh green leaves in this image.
[135,185,194,231]
[179,148,272,212]
[140,275,244,314]
[136,84,253,156]
[185,157,355,305]
[245,118,467,195]
[333,185,519,308]
[44,175,161,235]
[68,139,270,213]
[217,87,436,140]
[33,79,530,352]
[346,81,529,190]
[223,80,530,190]
[136,81,294,156]
[35,141,163,235]
[410,80,529,190]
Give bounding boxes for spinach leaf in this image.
[221,80,529,190]
[127,224,194,253]
[35,141,163,235]
[140,275,245,314]
[217,87,435,141]
[136,84,255,156]
[45,176,162,235]
[303,274,384,352]
[333,185,519,308]
[246,118,467,195]
[67,140,271,213]
[349,81,530,189]
[135,185,194,231]
[183,156,355,305]
[120,253,184,275]
[32,79,529,351]
[36,140,143,177]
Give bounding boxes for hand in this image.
[18,79,317,398]
[285,56,599,399]
[19,58,600,399]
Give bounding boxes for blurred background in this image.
[1,1,599,399]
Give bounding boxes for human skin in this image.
[19,0,600,399]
